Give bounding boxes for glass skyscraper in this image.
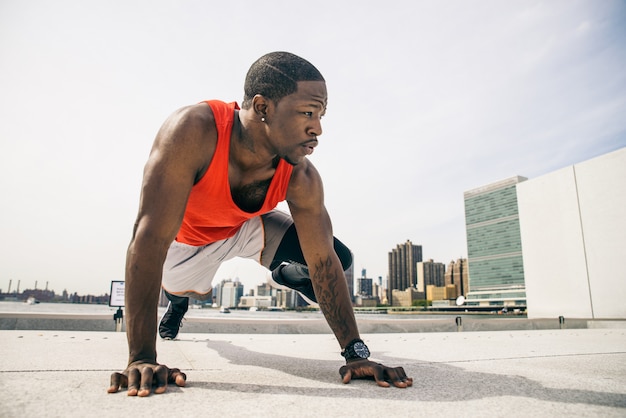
[464,176,528,307]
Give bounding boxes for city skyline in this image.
[0,249,457,303]
[1,1,625,295]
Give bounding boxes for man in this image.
[108,52,413,396]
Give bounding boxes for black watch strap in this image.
[341,338,370,360]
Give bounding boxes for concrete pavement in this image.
[1,327,625,417]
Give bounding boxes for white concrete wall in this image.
[517,166,593,318]
[575,149,626,318]
[518,147,626,319]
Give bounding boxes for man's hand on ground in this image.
[339,359,413,388]
[108,361,187,396]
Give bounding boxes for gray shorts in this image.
[161,209,293,299]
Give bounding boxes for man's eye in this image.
[304,112,313,117]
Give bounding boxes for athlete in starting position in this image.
[108,51,413,396]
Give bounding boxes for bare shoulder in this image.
[155,103,217,149]
[150,103,218,180]
[286,158,324,211]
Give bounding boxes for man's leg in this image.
[261,210,353,304]
[160,217,268,338]
[269,223,353,270]
[159,240,222,340]
[158,290,189,340]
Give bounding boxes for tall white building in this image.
[218,279,244,309]
[517,147,626,319]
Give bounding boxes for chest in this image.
[230,177,272,213]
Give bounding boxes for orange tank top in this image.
[175,100,294,246]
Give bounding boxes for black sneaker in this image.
[268,263,318,305]
[159,301,188,340]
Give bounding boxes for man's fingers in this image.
[175,373,187,387]
[383,366,413,388]
[109,364,188,395]
[386,367,408,388]
[337,361,413,389]
[127,368,141,396]
[340,366,352,384]
[373,364,391,388]
[107,372,126,393]
[394,367,413,388]
[153,365,169,394]
[137,367,154,397]
[169,368,187,387]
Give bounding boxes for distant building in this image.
[345,260,355,302]
[354,295,378,307]
[464,176,527,307]
[275,288,299,309]
[238,295,272,309]
[416,259,446,292]
[218,279,244,308]
[387,240,422,306]
[255,282,273,297]
[445,258,469,297]
[253,281,303,309]
[356,268,373,297]
[374,276,386,305]
[391,287,424,307]
[426,284,458,301]
[354,269,377,306]
[357,278,373,296]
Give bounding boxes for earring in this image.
[261,117,266,122]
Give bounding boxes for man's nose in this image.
[308,118,323,137]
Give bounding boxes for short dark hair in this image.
[241,51,325,109]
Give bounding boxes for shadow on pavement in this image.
[191,339,626,408]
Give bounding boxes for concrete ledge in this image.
[0,313,120,332]
[2,312,622,333]
[586,320,626,329]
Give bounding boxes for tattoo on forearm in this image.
[312,256,352,342]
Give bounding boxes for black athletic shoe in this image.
[268,263,318,305]
[159,301,188,340]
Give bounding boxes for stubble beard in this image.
[280,149,306,166]
[282,155,302,166]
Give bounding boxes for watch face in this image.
[353,342,370,358]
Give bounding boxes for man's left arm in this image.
[286,161,413,388]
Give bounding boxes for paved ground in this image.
[1,327,625,417]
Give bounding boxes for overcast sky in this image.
[1,0,625,295]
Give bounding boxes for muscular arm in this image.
[286,161,358,348]
[110,105,215,395]
[287,160,413,389]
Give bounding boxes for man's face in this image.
[267,80,327,166]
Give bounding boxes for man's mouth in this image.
[302,139,318,155]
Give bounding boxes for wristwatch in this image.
[341,338,370,361]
